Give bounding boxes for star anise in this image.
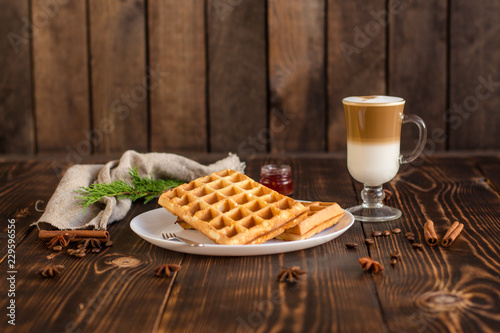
[153,264,181,277]
[78,238,102,253]
[47,234,74,249]
[39,265,65,278]
[276,266,306,283]
[359,257,384,274]
[15,207,30,218]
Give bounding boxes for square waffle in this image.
[158,169,307,245]
[275,201,345,241]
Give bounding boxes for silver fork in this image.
[162,232,204,247]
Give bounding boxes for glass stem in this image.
[361,185,385,208]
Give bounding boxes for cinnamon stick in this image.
[441,221,464,247]
[423,220,439,246]
[39,230,110,242]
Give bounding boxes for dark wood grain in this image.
[207,0,267,153]
[89,0,148,154]
[389,0,447,153]
[148,0,207,153]
[1,156,500,332]
[327,0,386,152]
[449,1,500,150]
[0,0,33,155]
[32,0,90,153]
[268,0,326,153]
[360,156,500,332]
[0,161,60,250]
[0,155,213,333]
[475,155,500,194]
[1,202,183,333]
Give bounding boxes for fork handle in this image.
[174,235,204,247]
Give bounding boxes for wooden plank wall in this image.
[32,0,90,154]
[0,0,33,154]
[1,0,499,156]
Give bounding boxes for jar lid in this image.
[260,164,291,176]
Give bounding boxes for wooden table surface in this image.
[1,154,500,333]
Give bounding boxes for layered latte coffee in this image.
[343,96,405,186]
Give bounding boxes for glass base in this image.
[346,204,402,222]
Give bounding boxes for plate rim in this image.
[130,206,354,256]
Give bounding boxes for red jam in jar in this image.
[260,164,293,196]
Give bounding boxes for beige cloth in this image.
[34,150,245,230]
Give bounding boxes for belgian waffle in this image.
[275,201,345,241]
[158,169,307,245]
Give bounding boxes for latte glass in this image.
[343,96,427,222]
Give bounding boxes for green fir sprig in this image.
[75,167,184,212]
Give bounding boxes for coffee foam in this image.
[343,96,405,105]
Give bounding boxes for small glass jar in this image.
[260,164,293,196]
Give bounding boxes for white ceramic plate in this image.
[130,208,354,256]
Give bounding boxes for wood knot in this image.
[110,256,142,268]
[417,291,465,313]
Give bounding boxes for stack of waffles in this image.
[275,201,344,241]
[158,169,344,245]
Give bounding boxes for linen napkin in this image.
[34,150,245,230]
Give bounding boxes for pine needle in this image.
[75,167,184,212]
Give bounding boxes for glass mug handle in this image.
[399,114,427,164]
